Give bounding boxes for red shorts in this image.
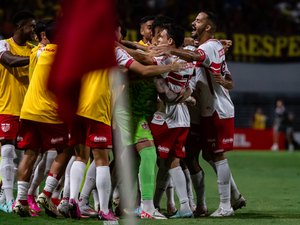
[0,115,19,141]
[70,116,112,149]
[202,112,234,153]
[17,119,69,153]
[150,122,189,159]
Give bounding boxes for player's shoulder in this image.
[0,39,10,49]
[202,39,222,49]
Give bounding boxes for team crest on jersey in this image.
[141,122,150,130]
[1,123,10,133]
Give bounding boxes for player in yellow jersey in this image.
[27,19,60,215]
[138,16,154,46]
[28,20,52,81]
[12,22,72,217]
[0,11,36,214]
[64,69,117,220]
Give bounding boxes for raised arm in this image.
[128,60,185,77]
[0,51,29,67]
[118,43,154,65]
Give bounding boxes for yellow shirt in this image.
[20,44,62,124]
[29,43,43,81]
[252,113,266,130]
[77,70,112,126]
[0,38,33,116]
[138,40,149,46]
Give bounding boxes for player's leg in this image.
[38,147,72,217]
[184,124,208,217]
[57,155,75,217]
[14,120,40,217]
[180,160,196,212]
[135,118,166,219]
[0,115,20,213]
[208,114,235,217]
[78,160,98,217]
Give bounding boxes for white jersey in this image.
[115,46,134,68]
[189,39,234,120]
[151,55,194,128]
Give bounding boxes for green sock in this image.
[139,146,157,200]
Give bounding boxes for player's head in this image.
[45,20,57,43]
[115,21,127,42]
[35,19,54,43]
[139,15,155,43]
[157,23,184,48]
[151,15,174,45]
[191,11,217,40]
[13,10,36,40]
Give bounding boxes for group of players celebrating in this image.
[0,9,246,221]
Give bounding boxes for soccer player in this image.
[138,16,155,46]
[25,19,58,214]
[115,23,186,219]
[155,11,245,217]
[13,21,72,217]
[148,23,195,218]
[65,69,117,220]
[0,11,36,213]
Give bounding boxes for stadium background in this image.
[1,0,300,150]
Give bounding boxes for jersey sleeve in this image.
[116,47,135,69]
[195,45,211,67]
[0,40,10,59]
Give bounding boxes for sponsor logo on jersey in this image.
[17,136,23,142]
[222,138,233,144]
[94,136,107,142]
[1,123,10,132]
[158,145,169,153]
[51,137,64,144]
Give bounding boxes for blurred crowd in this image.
[1,0,300,39]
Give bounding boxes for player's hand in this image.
[185,96,196,106]
[171,60,187,72]
[220,39,232,52]
[175,86,192,103]
[212,72,225,86]
[151,44,173,56]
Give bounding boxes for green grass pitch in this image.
[1,150,300,225]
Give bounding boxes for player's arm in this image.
[0,51,29,67]
[118,43,154,65]
[120,40,148,52]
[128,60,185,77]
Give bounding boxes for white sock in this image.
[169,166,191,212]
[79,160,96,206]
[44,151,57,176]
[92,189,99,210]
[17,181,29,201]
[215,159,231,210]
[52,175,64,199]
[230,174,241,200]
[166,178,175,207]
[1,144,16,202]
[28,154,46,195]
[183,168,195,208]
[44,175,59,195]
[63,156,75,199]
[191,171,206,207]
[96,166,111,214]
[70,161,86,201]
